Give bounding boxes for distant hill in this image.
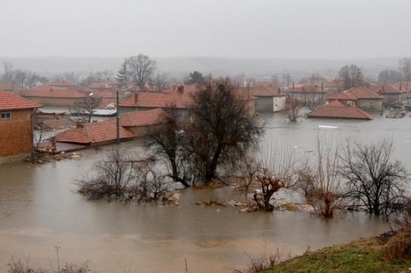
[0,56,401,79]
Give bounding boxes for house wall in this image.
[382,94,401,104]
[0,109,34,161]
[291,92,326,105]
[355,99,383,112]
[273,96,286,112]
[255,97,273,113]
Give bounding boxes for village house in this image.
[366,83,409,105]
[307,100,374,120]
[327,87,383,112]
[0,91,41,163]
[55,108,164,148]
[15,86,87,107]
[288,83,327,107]
[240,85,287,113]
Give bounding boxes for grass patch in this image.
[262,236,411,273]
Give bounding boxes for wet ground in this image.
[1,113,407,272]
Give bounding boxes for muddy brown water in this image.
[1,113,409,273]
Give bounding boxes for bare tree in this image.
[338,64,364,90]
[1,61,14,82]
[184,78,264,183]
[237,155,260,206]
[77,148,135,200]
[70,94,102,123]
[253,146,296,212]
[146,106,192,187]
[282,70,292,87]
[378,69,404,84]
[284,97,302,122]
[125,54,157,91]
[399,58,411,81]
[150,73,169,92]
[296,135,342,218]
[340,139,408,217]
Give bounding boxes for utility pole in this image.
[116,90,120,144]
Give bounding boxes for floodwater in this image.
[1,113,409,273]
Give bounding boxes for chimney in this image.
[177,85,184,93]
[277,88,281,94]
[76,122,83,129]
[173,85,176,92]
[400,83,402,91]
[382,85,385,92]
[134,93,138,104]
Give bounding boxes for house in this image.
[240,85,287,113]
[15,86,87,107]
[288,83,326,107]
[0,91,41,163]
[327,87,383,112]
[366,84,409,104]
[55,109,164,147]
[48,79,76,89]
[119,85,198,116]
[55,119,135,146]
[307,100,374,120]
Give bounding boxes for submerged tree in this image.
[284,97,302,122]
[185,78,264,182]
[146,106,192,187]
[340,139,408,217]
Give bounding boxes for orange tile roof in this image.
[366,84,402,94]
[56,119,135,144]
[289,84,324,93]
[120,91,192,109]
[392,81,411,91]
[21,86,87,98]
[120,108,164,127]
[0,91,41,110]
[328,87,382,101]
[240,85,287,97]
[307,100,374,120]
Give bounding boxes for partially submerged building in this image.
[0,91,41,163]
[307,100,374,120]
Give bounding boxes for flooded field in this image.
[1,113,408,273]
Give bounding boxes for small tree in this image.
[253,146,296,212]
[284,97,302,122]
[116,59,129,89]
[340,139,408,217]
[338,64,364,90]
[184,71,205,85]
[399,58,411,81]
[296,135,342,218]
[77,148,135,200]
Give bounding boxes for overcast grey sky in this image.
[1,0,410,59]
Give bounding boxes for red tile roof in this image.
[289,84,325,93]
[0,91,41,110]
[120,91,192,109]
[328,87,383,101]
[392,81,411,91]
[120,108,164,127]
[20,86,87,98]
[366,84,402,94]
[307,100,374,120]
[56,119,135,144]
[240,85,286,97]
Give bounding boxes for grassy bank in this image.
[262,235,411,273]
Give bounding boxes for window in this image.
[1,112,11,119]
[370,101,374,109]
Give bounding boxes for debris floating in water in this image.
[318,125,338,129]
